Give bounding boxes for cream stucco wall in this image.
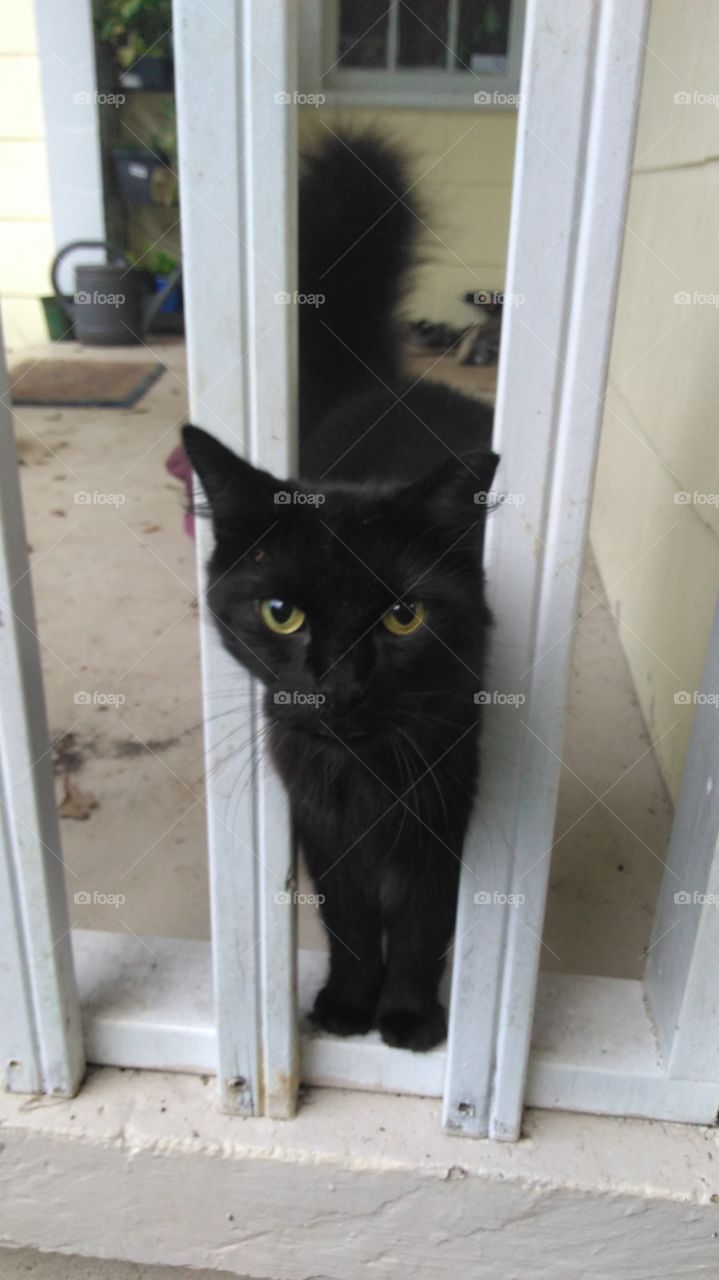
[0,0,53,350]
[589,0,719,803]
[300,105,516,326]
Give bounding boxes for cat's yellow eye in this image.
[382,600,426,637]
[260,598,306,635]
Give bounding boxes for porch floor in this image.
[10,338,672,980]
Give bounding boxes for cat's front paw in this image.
[378,1003,447,1051]
[312,987,375,1037]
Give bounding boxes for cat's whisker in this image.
[392,724,450,830]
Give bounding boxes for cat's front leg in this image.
[305,856,385,1037]
[377,855,459,1052]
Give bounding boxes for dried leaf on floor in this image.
[58,773,98,820]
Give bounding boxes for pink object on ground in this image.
[166,443,195,539]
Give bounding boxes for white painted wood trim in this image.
[174,0,299,1118]
[645,594,719,1084]
[0,319,84,1097]
[442,0,650,1140]
[243,0,300,1119]
[72,930,719,1124]
[34,0,106,251]
[528,973,718,1125]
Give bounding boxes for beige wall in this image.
[300,105,516,326]
[589,1,719,802]
[0,0,53,350]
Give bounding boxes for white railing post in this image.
[645,595,719,1087]
[0,320,84,1097]
[174,0,299,1117]
[443,0,649,1139]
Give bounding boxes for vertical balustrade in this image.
[175,0,299,1117]
[443,0,649,1139]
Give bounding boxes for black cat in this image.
[183,131,498,1052]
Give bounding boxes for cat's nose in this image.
[318,670,368,718]
[331,684,367,716]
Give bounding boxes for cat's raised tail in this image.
[299,129,419,427]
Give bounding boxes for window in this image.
[299,0,525,108]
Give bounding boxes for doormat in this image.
[8,360,166,408]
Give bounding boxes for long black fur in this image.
[183,130,498,1052]
[299,129,418,427]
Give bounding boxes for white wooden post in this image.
[35,0,107,248]
[645,595,719,1086]
[0,319,84,1096]
[443,0,649,1139]
[174,0,299,1117]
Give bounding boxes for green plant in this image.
[98,0,173,68]
[135,248,179,277]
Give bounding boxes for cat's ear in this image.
[404,449,501,536]
[181,424,279,538]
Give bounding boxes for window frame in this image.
[299,0,526,109]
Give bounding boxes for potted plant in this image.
[97,0,174,91]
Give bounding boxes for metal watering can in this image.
[51,240,180,346]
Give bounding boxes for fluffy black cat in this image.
[183,131,498,1052]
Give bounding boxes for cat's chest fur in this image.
[270,718,479,867]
